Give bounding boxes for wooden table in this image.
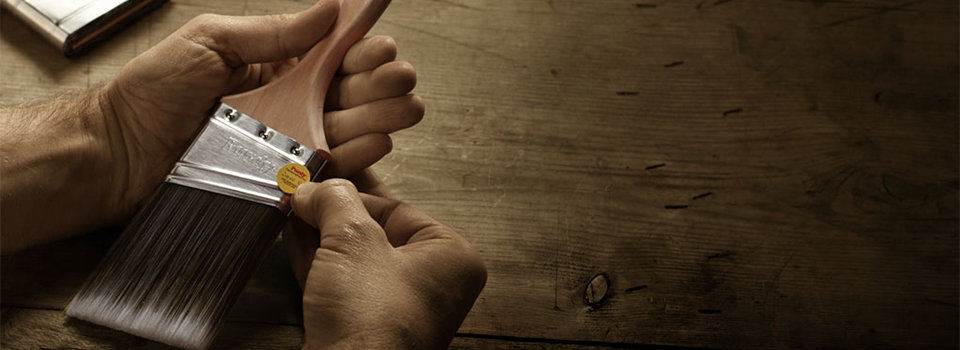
[2,0,957,348]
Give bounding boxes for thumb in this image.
[291,179,390,254]
[182,0,340,66]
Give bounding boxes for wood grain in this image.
[2,0,957,348]
[1,308,628,349]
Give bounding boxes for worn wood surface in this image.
[4,307,619,349]
[2,0,958,349]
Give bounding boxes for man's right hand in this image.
[286,179,486,349]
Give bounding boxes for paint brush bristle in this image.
[66,183,285,349]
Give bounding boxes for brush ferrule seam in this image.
[164,103,325,212]
[173,162,278,189]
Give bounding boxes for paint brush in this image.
[2,0,168,56]
[65,1,391,348]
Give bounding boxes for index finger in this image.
[360,193,447,247]
[351,168,394,198]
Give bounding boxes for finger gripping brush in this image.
[66,1,391,348]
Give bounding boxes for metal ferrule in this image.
[165,103,325,212]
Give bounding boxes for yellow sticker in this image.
[277,163,310,194]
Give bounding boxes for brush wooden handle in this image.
[221,0,391,159]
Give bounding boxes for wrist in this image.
[0,87,122,252]
[92,82,136,221]
[302,312,455,350]
[63,87,125,223]
[304,324,425,350]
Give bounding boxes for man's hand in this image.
[0,0,423,253]
[285,178,487,349]
[102,0,423,219]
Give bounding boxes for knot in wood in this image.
[584,273,610,307]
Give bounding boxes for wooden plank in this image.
[1,307,301,349]
[1,0,957,349]
[0,307,626,350]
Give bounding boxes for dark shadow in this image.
[1,228,120,309]
[63,316,173,349]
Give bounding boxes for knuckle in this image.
[265,14,294,55]
[372,35,397,47]
[395,61,418,88]
[455,240,487,289]
[433,228,487,290]
[405,95,426,123]
[324,112,342,136]
[293,181,320,199]
[380,61,417,88]
[312,247,337,261]
[316,178,356,194]
[374,134,394,154]
[316,234,352,254]
[180,14,229,49]
[372,35,398,58]
[354,133,392,155]
[340,216,379,235]
[330,217,382,247]
[185,14,224,34]
[382,197,404,211]
[369,197,404,224]
[190,13,218,24]
[394,61,417,78]
[267,13,294,26]
[464,247,488,282]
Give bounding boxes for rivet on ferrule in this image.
[259,129,272,140]
[166,102,325,211]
